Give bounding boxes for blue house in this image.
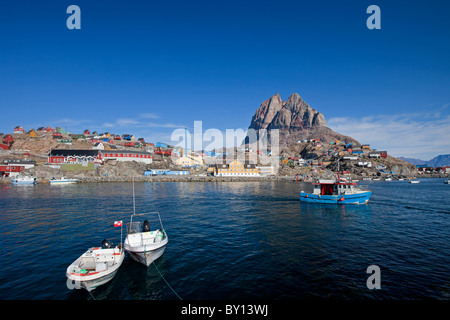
[155,142,168,148]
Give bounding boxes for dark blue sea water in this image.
[0,179,449,300]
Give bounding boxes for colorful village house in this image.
[0,159,36,177]
[53,132,63,139]
[122,134,135,141]
[48,149,103,164]
[55,127,68,135]
[26,129,37,138]
[14,126,25,134]
[2,134,14,145]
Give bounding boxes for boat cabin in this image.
[312,179,357,196]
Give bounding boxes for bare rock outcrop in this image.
[246,93,357,148]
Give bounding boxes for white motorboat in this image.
[66,239,124,291]
[124,213,168,266]
[11,175,38,185]
[50,176,78,184]
[409,180,420,184]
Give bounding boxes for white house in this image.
[92,142,105,150]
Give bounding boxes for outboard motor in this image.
[102,239,113,249]
[143,220,151,232]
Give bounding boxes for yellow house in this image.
[26,129,37,138]
[215,159,259,176]
[176,155,203,167]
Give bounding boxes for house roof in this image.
[49,149,100,157]
[103,150,151,156]
[214,160,256,169]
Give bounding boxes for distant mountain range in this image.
[398,154,450,167]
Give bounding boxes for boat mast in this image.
[132,178,136,216]
[337,157,340,181]
[129,178,136,230]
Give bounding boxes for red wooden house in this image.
[14,126,25,133]
[2,134,14,145]
[0,164,25,176]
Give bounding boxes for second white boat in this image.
[50,177,79,184]
[124,213,168,266]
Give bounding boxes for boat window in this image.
[321,184,333,195]
[127,222,141,234]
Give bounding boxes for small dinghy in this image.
[50,176,78,184]
[11,175,38,185]
[66,222,125,291]
[124,213,168,266]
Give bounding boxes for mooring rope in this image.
[87,289,96,300]
[145,244,182,300]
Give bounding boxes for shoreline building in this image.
[102,150,153,164]
[212,159,259,177]
[48,149,103,164]
[0,159,36,177]
[48,149,153,165]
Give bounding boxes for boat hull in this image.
[50,180,77,184]
[11,179,37,185]
[300,191,372,204]
[127,244,167,266]
[67,265,121,291]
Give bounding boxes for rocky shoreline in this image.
[2,173,448,185]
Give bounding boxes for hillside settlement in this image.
[0,126,448,183]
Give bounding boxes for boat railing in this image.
[127,211,165,234]
[356,185,370,191]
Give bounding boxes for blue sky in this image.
[0,0,449,159]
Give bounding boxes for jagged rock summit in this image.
[249,93,327,131]
[247,93,359,147]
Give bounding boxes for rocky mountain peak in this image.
[246,93,356,148]
[249,93,327,131]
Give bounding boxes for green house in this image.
[55,127,68,135]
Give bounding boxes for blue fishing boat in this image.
[300,179,371,204]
